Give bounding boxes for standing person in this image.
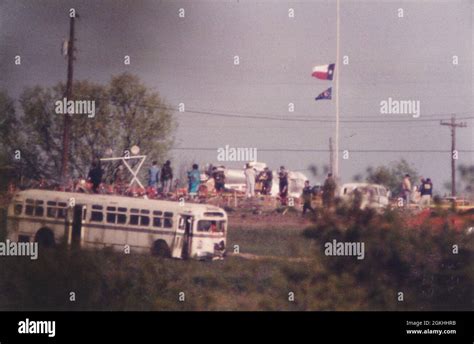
[148,161,160,191]
[418,177,425,191]
[278,166,289,205]
[402,174,412,207]
[322,173,336,208]
[187,164,201,198]
[244,163,256,198]
[213,167,226,193]
[161,160,173,195]
[419,177,433,208]
[263,167,273,195]
[87,161,103,194]
[415,177,425,204]
[256,170,266,194]
[302,180,315,215]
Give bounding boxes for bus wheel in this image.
[35,228,55,248]
[152,240,170,258]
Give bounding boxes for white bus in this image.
[6,189,227,260]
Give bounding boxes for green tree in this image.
[1,73,175,184]
[365,159,419,196]
[0,90,18,149]
[0,90,20,189]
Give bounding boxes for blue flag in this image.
[315,87,332,101]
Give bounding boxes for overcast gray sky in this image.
[1,0,473,191]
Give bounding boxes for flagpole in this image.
[334,0,340,179]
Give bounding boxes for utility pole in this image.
[329,137,334,174]
[60,14,76,183]
[334,0,340,179]
[440,115,467,197]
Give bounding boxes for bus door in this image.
[71,204,86,249]
[172,215,193,259]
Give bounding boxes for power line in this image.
[179,110,474,123]
[103,96,473,123]
[145,104,474,123]
[173,108,474,123]
[170,147,474,153]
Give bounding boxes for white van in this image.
[339,183,390,209]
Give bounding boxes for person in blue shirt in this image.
[148,161,160,189]
[187,164,201,197]
[419,177,433,208]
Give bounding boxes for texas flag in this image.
[312,63,335,80]
[315,87,332,101]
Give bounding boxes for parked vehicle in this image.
[7,189,227,260]
[339,183,390,209]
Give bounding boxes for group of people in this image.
[244,165,287,201]
[243,166,274,197]
[401,174,433,208]
[148,160,174,195]
[82,159,175,197]
[70,159,437,215]
[301,173,336,216]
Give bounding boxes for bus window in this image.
[25,206,34,216]
[153,217,162,227]
[106,206,127,224]
[34,200,44,217]
[117,213,127,224]
[140,210,150,226]
[57,203,67,219]
[197,220,225,233]
[204,212,224,217]
[47,207,57,218]
[25,199,34,216]
[152,210,163,228]
[163,212,173,228]
[117,208,127,224]
[90,205,103,222]
[198,220,212,232]
[46,201,57,218]
[130,214,139,225]
[14,203,22,215]
[140,216,150,226]
[130,214,149,226]
[106,213,116,223]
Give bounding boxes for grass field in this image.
[0,207,472,311]
[228,226,315,258]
